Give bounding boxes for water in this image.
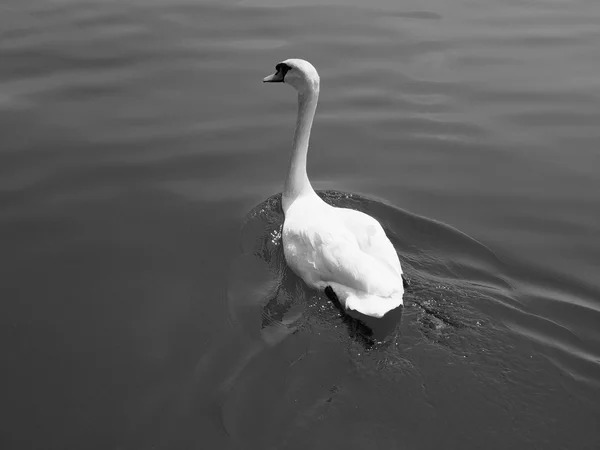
[1,0,599,448]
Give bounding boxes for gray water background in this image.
[1,0,600,448]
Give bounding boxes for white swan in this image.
[263,59,405,318]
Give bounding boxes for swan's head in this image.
[263,58,320,94]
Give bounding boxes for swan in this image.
[263,58,405,318]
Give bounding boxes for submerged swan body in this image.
[263,59,404,318]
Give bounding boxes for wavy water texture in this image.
[1,0,600,449]
[198,192,600,449]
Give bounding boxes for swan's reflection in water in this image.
[227,248,404,357]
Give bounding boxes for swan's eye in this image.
[276,63,292,76]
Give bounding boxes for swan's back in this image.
[282,196,404,317]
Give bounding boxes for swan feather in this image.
[283,196,404,318]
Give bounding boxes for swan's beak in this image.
[263,71,284,83]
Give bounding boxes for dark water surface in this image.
[2,0,600,448]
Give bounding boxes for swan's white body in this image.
[263,59,404,318]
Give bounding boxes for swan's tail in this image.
[344,291,403,318]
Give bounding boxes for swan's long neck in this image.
[283,88,319,211]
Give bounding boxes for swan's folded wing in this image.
[290,220,402,296]
[316,236,402,296]
[283,207,403,295]
[335,208,403,277]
